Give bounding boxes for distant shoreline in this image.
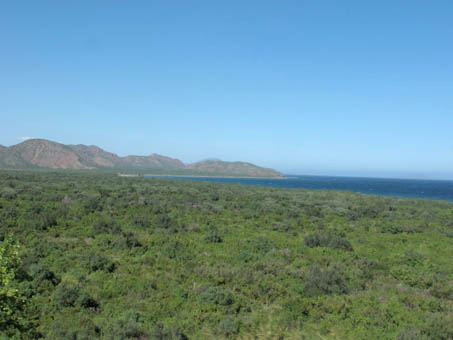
[120,173,287,179]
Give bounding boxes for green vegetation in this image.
[1,170,453,339]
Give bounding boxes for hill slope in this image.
[68,144,121,168]
[121,154,185,170]
[9,139,89,169]
[0,139,283,177]
[186,159,283,177]
[0,144,30,168]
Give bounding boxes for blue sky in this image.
[1,1,452,179]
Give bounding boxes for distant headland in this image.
[0,139,284,178]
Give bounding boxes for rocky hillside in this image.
[0,144,26,168]
[9,139,89,169]
[120,154,185,170]
[0,139,284,177]
[69,144,120,168]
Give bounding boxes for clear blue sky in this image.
[1,1,452,179]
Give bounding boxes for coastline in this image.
[142,174,287,179]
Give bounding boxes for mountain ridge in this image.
[0,139,284,178]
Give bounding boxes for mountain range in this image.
[0,139,284,178]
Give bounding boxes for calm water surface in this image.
[146,175,453,202]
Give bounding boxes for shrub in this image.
[162,240,182,259]
[131,214,150,228]
[0,234,27,336]
[114,231,141,249]
[53,283,81,308]
[184,223,200,232]
[0,204,17,221]
[403,250,425,267]
[430,282,453,300]
[356,258,379,280]
[304,232,353,251]
[304,265,348,297]
[439,229,453,238]
[93,217,122,235]
[218,315,240,337]
[28,263,60,286]
[272,221,293,232]
[425,313,453,340]
[199,286,234,306]
[83,196,102,213]
[150,322,188,340]
[1,187,17,200]
[247,237,274,253]
[380,224,405,234]
[77,291,99,309]
[85,253,115,273]
[40,210,58,230]
[47,316,100,340]
[303,205,323,217]
[104,309,148,340]
[204,225,223,243]
[154,214,172,229]
[397,328,428,340]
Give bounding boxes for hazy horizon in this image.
[1,1,452,180]
[1,137,452,181]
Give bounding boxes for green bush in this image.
[81,252,116,273]
[83,196,102,213]
[304,265,349,296]
[381,224,405,234]
[103,309,148,340]
[425,313,453,340]
[114,231,141,249]
[46,316,100,340]
[77,291,99,309]
[162,239,182,259]
[272,221,294,232]
[53,283,97,309]
[154,214,173,229]
[199,286,234,306]
[247,237,275,253]
[0,234,29,337]
[131,214,150,228]
[397,328,428,340]
[218,315,240,337]
[28,263,60,286]
[92,217,122,236]
[204,225,223,243]
[304,232,353,251]
[150,322,188,340]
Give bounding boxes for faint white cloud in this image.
[17,136,35,141]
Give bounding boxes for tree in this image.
[0,234,25,339]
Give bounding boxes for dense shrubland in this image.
[0,170,452,339]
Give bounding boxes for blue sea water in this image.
[146,175,453,202]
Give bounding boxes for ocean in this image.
[145,175,453,202]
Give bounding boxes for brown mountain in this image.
[0,144,30,168]
[69,144,121,168]
[9,139,89,169]
[0,139,284,177]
